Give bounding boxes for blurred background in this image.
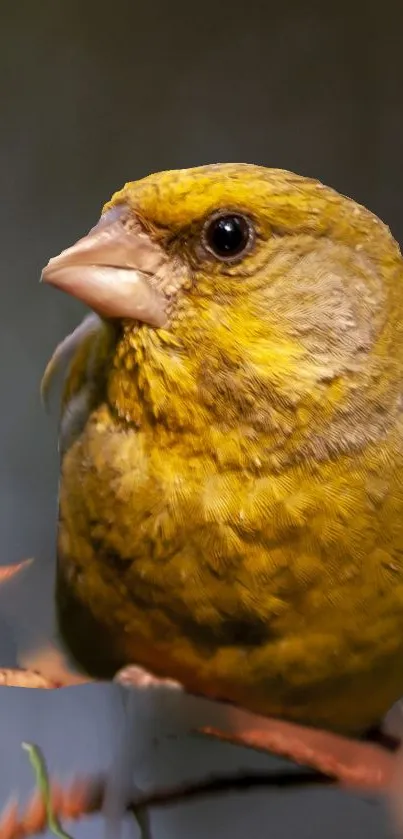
[0,1,401,836]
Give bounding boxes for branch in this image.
[0,719,398,839]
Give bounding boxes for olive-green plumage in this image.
[45,164,403,734]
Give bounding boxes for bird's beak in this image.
[40,205,168,327]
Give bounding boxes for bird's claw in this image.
[114,665,183,694]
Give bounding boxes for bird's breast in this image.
[56,404,403,732]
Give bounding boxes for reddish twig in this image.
[0,561,33,586]
[0,670,60,690]
[200,720,397,791]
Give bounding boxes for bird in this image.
[41,162,403,738]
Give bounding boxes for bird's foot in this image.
[115,664,183,694]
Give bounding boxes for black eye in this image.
[204,213,253,260]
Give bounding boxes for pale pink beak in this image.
[41,205,168,327]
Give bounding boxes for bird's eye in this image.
[203,213,254,261]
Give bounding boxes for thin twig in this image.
[0,561,33,586]
[0,670,60,689]
[199,722,397,791]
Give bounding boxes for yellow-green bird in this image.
[41,163,403,737]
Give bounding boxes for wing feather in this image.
[41,313,116,456]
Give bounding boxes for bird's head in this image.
[42,163,403,458]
